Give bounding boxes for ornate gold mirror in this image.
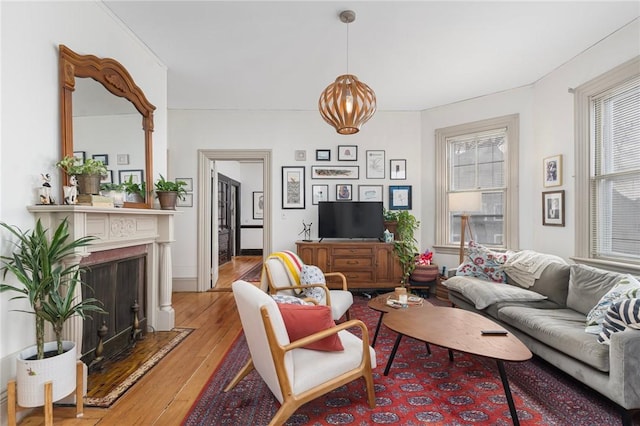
[59,44,155,208]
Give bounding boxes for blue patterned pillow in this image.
[271,294,310,305]
[598,298,640,345]
[300,265,326,303]
[456,241,508,283]
[586,274,640,334]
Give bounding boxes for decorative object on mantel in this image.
[39,173,55,205]
[63,175,78,205]
[100,183,125,207]
[154,174,188,210]
[56,155,108,196]
[122,175,146,203]
[0,219,105,419]
[318,10,376,135]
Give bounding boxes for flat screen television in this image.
[318,201,384,240]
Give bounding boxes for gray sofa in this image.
[444,262,640,425]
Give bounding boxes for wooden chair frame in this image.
[225,306,376,426]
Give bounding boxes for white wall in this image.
[422,19,640,271]
[168,109,423,278]
[0,0,168,404]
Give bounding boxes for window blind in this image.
[591,75,640,260]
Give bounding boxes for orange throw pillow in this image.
[276,303,344,351]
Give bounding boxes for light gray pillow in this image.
[507,262,570,306]
[566,264,625,315]
[444,276,547,310]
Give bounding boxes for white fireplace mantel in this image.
[27,205,177,343]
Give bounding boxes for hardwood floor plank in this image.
[17,256,258,425]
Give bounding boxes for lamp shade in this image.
[448,192,482,213]
[318,74,376,135]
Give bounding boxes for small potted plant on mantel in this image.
[56,155,108,196]
[154,174,188,210]
[122,175,146,203]
[0,219,106,408]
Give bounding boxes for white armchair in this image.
[225,280,376,426]
[262,251,354,321]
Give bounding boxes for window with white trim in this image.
[575,58,640,265]
[435,114,519,253]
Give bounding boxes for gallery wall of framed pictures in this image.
[281,144,413,211]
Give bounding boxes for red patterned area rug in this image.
[183,295,623,425]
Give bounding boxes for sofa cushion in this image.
[444,276,547,310]
[566,264,625,316]
[498,306,610,372]
[585,274,640,334]
[506,262,570,306]
[456,241,508,283]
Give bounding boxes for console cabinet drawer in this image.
[333,247,373,256]
[341,271,375,282]
[333,257,373,270]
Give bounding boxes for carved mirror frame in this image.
[59,44,155,208]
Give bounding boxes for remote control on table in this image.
[481,330,508,335]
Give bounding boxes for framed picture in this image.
[282,166,305,209]
[312,185,329,205]
[117,153,130,165]
[295,150,306,161]
[542,190,565,226]
[177,177,193,192]
[92,154,109,165]
[177,193,193,208]
[316,149,331,161]
[390,159,407,180]
[119,169,144,185]
[543,155,562,187]
[358,185,383,202]
[366,150,385,179]
[338,145,358,161]
[389,185,412,210]
[253,191,264,219]
[311,165,359,179]
[101,170,113,184]
[73,151,86,163]
[336,184,352,201]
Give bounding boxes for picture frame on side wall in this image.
[253,191,264,219]
[177,178,193,192]
[338,145,358,161]
[177,193,193,208]
[311,165,359,179]
[543,155,562,187]
[542,190,565,226]
[358,185,383,202]
[316,149,331,161]
[390,159,407,180]
[336,184,352,201]
[282,166,305,209]
[389,185,412,210]
[92,154,108,165]
[119,169,144,185]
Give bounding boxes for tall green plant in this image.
[392,210,420,285]
[0,219,103,359]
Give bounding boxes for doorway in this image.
[197,149,272,291]
[216,173,241,265]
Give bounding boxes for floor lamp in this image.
[449,192,482,265]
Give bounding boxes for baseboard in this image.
[240,249,263,256]
[173,277,198,292]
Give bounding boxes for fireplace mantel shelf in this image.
[26,205,177,356]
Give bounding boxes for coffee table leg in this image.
[448,349,454,361]
[383,334,403,376]
[372,312,384,347]
[497,360,520,426]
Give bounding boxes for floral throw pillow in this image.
[585,274,640,334]
[299,265,327,304]
[456,241,508,283]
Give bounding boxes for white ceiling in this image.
[103,1,639,112]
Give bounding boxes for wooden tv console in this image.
[296,240,403,290]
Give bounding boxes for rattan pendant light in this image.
[319,10,376,135]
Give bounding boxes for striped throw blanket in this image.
[598,298,640,345]
[264,250,305,294]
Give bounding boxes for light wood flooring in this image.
[18,256,261,425]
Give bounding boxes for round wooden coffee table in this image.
[383,306,532,426]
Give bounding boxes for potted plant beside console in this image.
[56,155,108,196]
[393,210,420,285]
[0,219,105,409]
[154,174,188,210]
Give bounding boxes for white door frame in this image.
[197,149,272,291]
